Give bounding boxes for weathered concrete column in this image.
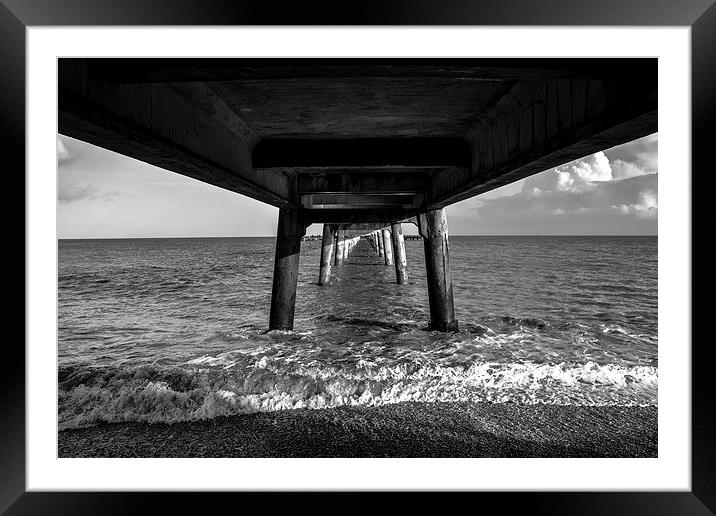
[373,232,380,255]
[318,224,335,286]
[343,234,350,260]
[269,206,305,330]
[377,231,384,257]
[382,228,394,266]
[419,208,458,332]
[391,223,408,284]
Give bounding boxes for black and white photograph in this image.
[56,58,660,459]
[5,3,710,508]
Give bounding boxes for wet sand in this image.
[58,402,657,458]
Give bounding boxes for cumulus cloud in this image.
[610,159,650,180]
[606,133,657,168]
[466,134,658,233]
[610,184,658,219]
[527,151,613,194]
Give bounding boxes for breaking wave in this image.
[59,356,657,430]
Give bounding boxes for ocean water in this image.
[58,235,657,430]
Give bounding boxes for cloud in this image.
[604,132,658,176]
[464,134,658,233]
[610,185,658,219]
[610,159,651,180]
[524,151,613,194]
[58,182,126,203]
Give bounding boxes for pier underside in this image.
[58,58,657,331]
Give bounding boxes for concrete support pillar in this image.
[318,224,335,286]
[269,206,305,330]
[377,231,384,257]
[391,223,408,284]
[343,234,350,260]
[373,233,380,254]
[419,208,458,332]
[334,229,344,266]
[382,228,394,266]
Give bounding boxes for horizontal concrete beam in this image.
[305,208,420,225]
[301,193,423,210]
[339,223,390,232]
[335,221,416,235]
[295,170,434,194]
[58,59,292,208]
[429,73,657,207]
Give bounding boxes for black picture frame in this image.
[2,1,711,513]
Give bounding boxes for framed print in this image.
[2,0,712,513]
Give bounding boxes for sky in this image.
[57,133,657,238]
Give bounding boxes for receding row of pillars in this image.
[269,208,458,333]
[363,225,407,285]
[318,227,362,286]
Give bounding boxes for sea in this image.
[57,235,658,430]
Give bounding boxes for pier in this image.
[58,58,657,332]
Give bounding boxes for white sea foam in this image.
[58,359,658,430]
[601,324,658,343]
